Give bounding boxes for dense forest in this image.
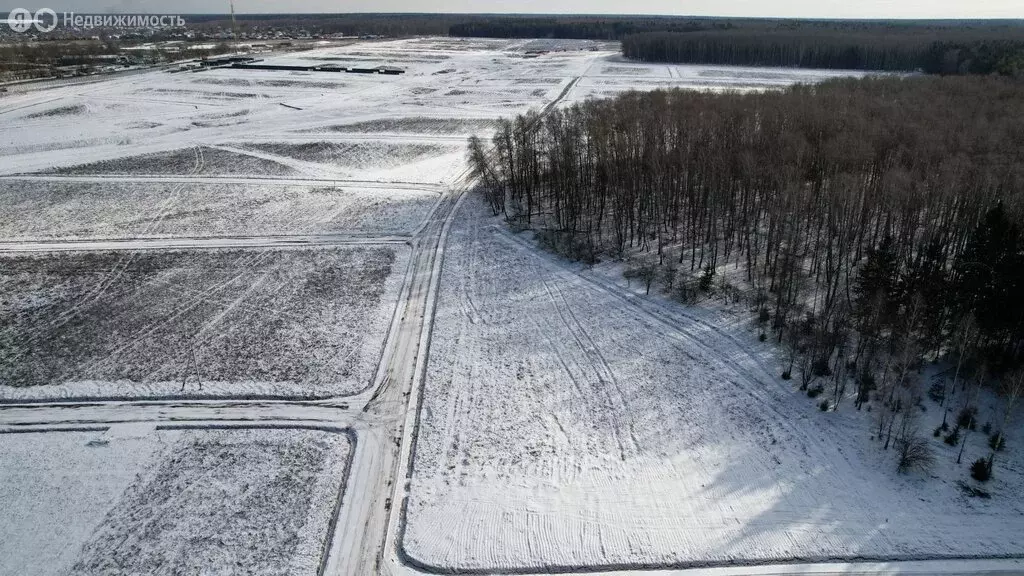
[469,76,1024,475]
[448,16,724,40]
[443,15,1024,74]
[622,29,1024,74]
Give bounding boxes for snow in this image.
[0,426,352,576]
[0,36,968,575]
[0,428,163,576]
[0,180,439,240]
[0,246,409,400]
[403,197,1024,572]
[0,38,871,181]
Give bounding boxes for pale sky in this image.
[9,0,1024,19]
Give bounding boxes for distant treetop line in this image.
[179,14,1024,74]
[620,29,1024,74]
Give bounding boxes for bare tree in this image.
[897,431,935,474]
[989,368,1024,472]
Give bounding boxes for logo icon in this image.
[7,8,58,32]
[33,8,57,32]
[7,8,32,32]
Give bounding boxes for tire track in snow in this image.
[537,275,637,461]
[16,146,205,349]
[74,250,274,381]
[545,277,641,457]
[492,226,842,469]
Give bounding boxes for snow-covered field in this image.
[0,37,874,183]
[0,246,406,400]
[0,37,873,165]
[0,425,352,576]
[403,197,1024,572]
[0,180,436,240]
[312,116,500,136]
[0,36,957,575]
[567,58,874,103]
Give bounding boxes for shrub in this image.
[989,433,1006,452]
[673,280,698,304]
[982,421,992,435]
[928,381,946,403]
[781,370,792,380]
[718,278,741,303]
[957,407,978,430]
[807,385,824,398]
[819,399,830,411]
[897,435,935,474]
[759,333,767,342]
[622,266,640,287]
[944,427,961,446]
[933,425,943,437]
[812,358,832,377]
[757,308,771,324]
[660,263,678,291]
[538,229,597,263]
[699,265,716,292]
[970,458,992,482]
[856,388,871,406]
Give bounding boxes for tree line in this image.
[448,17,723,40]
[440,15,1024,75]
[184,13,713,39]
[469,75,1024,474]
[622,29,1024,74]
[184,13,456,37]
[0,40,120,81]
